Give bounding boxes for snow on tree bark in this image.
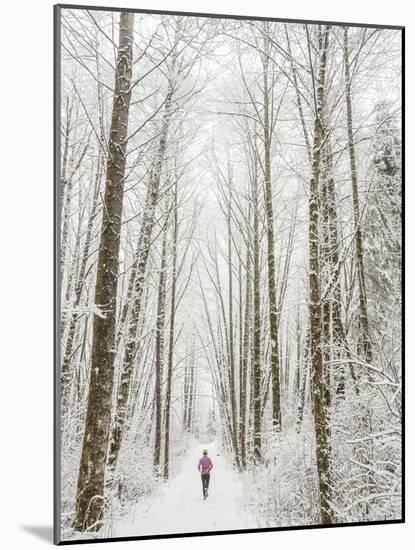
[344,26,373,366]
[307,25,335,525]
[107,77,175,472]
[72,12,135,532]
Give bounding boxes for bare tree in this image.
[344,27,372,365]
[73,12,135,532]
[307,25,334,525]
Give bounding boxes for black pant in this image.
[201,473,210,496]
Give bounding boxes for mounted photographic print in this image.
[54,3,404,544]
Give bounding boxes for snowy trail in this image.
[115,441,256,537]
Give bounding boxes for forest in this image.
[57,7,402,541]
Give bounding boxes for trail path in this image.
[115,441,256,537]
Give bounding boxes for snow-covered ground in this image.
[115,441,257,537]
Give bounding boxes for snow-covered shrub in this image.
[331,369,401,523]
[241,417,320,527]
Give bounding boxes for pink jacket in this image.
[198,456,213,475]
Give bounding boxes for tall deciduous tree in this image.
[107,72,176,472]
[73,12,135,532]
[344,27,372,365]
[307,25,334,525]
[153,203,170,471]
[164,179,179,478]
[260,26,282,431]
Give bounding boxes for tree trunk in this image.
[60,98,74,282]
[239,217,251,469]
[344,27,372,366]
[261,35,281,430]
[163,183,178,479]
[226,189,240,464]
[308,25,334,525]
[297,326,310,429]
[107,78,175,471]
[61,160,102,412]
[252,148,262,463]
[187,341,196,431]
[72,12,134,532]
[183,340,190,431]
[321,137,345,397]
[153,208,169,472]
[320,142,333,414]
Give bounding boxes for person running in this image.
[198,449,213,499]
